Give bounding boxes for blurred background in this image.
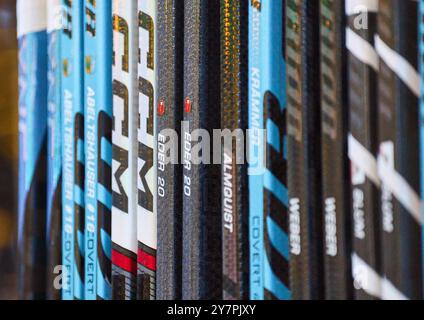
[0,0,19,300]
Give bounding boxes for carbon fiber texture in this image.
[220,0,249,300]
[319,0,352,300]
[182,0,222,300]
[347,9,381,300]
[286,0,323,300]
[156,0,184,300]
[377,0,422,300]
[112,264,137,300]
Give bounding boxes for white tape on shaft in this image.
[375,35,421,97]
[352,253,408,300]
[17,0,48,37]
[346,27,379,71]
[378,156,422,225]
[381,278,408,301]
[348,134,380,187]
[352,253,381,299]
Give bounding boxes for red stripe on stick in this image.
[137,248,156,271]
[112,249,137,275]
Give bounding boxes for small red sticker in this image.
[158,100,165,116]
[185,98,191,113]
